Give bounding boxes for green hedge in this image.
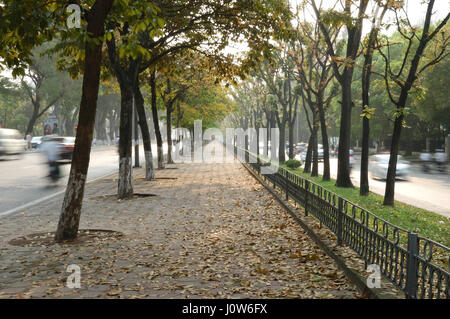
[285,159,302,169]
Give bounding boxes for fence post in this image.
[405,233,419,299]
[337,197,343,246]
[304,180,309,216]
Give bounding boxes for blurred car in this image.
[58,136,75,161]
[294,142,307,154]
[332,147,354,167]
[349,149,355,168]
[0,128,27,156]
[64,137,75,158]
[300,151,307,161]
[299,144,324,161]
[31,136,43,149]
[370,154,410,180]
[318,144,324,161]
[41,135,75,162]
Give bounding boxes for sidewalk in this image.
[0,160,359,299]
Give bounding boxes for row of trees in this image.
[0,0,448,242]
[0,0,292,241]
[0,47,83,137]
[227,0,449,206]
[0,47,233,157]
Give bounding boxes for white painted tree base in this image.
[118,156,133,198]
[145,151,155,180]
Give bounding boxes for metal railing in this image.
[239,148,449,299]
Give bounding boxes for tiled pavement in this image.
[0,159,359,299]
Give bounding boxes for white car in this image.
[31,136,43,149]
[0,128,27,156]
[370,154,410,180]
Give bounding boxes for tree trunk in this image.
[317,101,330,181]
[108,109,116,141]
[303,134,313,173]
[265,123,270,158]
[25,108,39,137]
[278,122,286,163]
[360,116,370,195]
[166,104,174,164]
[62,118,69,136]
[115,120,120,138]
[312,0,367,188]
[336,75,353,187]
[55,0,114,242]
[360,19,379,196]
[150,71,164,169]
[311,114,319,177]
[241,119,248,162]
[288,123,294,160]
[65,109,78,137]
[377,139,382,153]
[245,134,249,162]
[25,98,41,137]
[133,100,140,167]
[383,115,403,206]
[264,110,272,158]
[117,83,134,199]
[176,102,183,143]
[189,128,195,156]
[382,0,444,205]
[134,81,155,180]
[256,123,260,163]
[95,108,108,141]
[105,32,138,199]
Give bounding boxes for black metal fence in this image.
[240,149,449,299]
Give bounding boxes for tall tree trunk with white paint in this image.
[55,0,115,242]
[133,79,155,180]
[150,71,165,169]
[117,85,134,198]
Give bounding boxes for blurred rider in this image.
[434,149,447,173]
[419,150,432,173]
[41,136,61,182]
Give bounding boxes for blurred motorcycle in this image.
[419,151,432,173]
[420,150,448,173]
[434,149,447,173]
[40,136,62,183]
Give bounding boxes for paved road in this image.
[0,147,121,215]
[321,157,450,218]
[0,143,170,216]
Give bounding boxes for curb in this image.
[242,163,401,299]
